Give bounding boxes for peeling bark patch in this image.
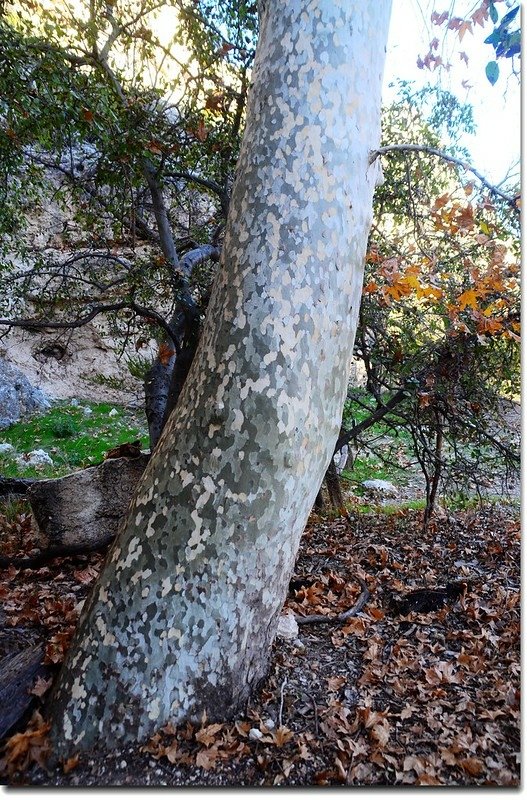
[50,0,392,756]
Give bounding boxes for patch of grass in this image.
[345,494,520,517]
[0,497,32,522]
[443,493,520,513]
[346,498,427,515]
[0,402,149,479]
[342,457,397,485]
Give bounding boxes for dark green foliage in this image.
[49,416,79,439]
[0,1,254,335]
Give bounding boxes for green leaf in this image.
[489,3,498,24]
[485,60,499,85]
[484,30,500,47]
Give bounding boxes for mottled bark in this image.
[50,0,392,756]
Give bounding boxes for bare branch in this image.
[166,172,230,218]
[26,150,160,244]
[370,144,520,212]
[179,244,220,278]
[295,577,370,625]
[0,302,177,347]
[335,387,408,453]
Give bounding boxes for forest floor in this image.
[0,500,520,787]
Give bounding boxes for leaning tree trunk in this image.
[49,0,392,757]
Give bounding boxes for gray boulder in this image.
[17,449,54,468]
[361,479,398,496]
[0,357,51,429]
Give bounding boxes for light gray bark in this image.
[50,0,392,756]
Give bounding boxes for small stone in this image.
[109,407,119,417]
[18,449,53,467]
[263,718,275,730]
[276,611,299,640]
[293,638,306,652]
[361,479,397,496]
[120,760,127,769]
[83,406,93,416]
[0,442,15,455]
[74,599,86,615]
[249,728,264,741]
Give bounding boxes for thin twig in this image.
[311,695,319,735]
[278,679,287,728]
[295,576,370,626]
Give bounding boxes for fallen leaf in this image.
[30,675,53,698]
[62,754,80,774]
[195,722,224,747]
[0,712,50,777]
[327,675,346,692]
[195,745,219,770]
[272,726,294,747]
[459,757,484,776]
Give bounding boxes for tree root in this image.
[295,576,370,625]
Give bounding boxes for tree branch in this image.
[166,171,230,218]
[179,244,220,278]
[26,150,160,244]
[370,144,520,212]
[0,302,177,347]
[335,387,408,453]
[295,576,370,625]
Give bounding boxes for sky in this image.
[384,0,520,187]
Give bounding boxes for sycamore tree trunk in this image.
[50,0,392,756]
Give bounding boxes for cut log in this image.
[0,643,50,739]
[27,455,149,553]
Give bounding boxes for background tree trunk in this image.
[49,0,392,757]
[145,245,220,450]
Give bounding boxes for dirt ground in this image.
[0,501,519,787]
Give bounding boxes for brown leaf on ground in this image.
[30,676,53,698]
[1,504,519,787]
[62,754,80,774]
[0,712,50,777]
[195,746,220,770]
[272,726,294,747]
[459,757,484,777]
[195,723,224,747]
